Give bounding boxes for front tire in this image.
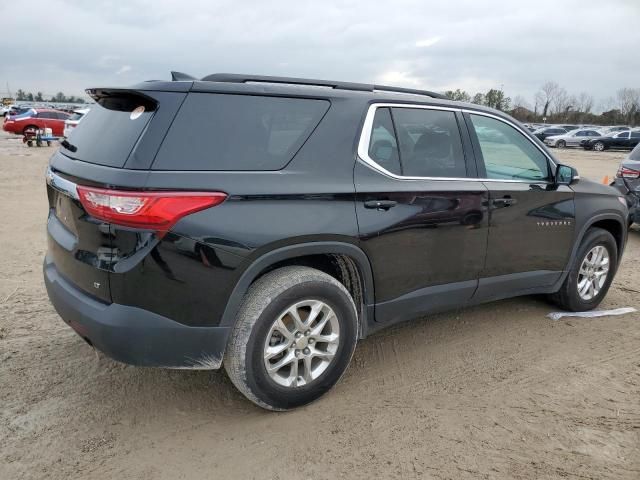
[593,141,605,152]
[550,227,617,311]
[557,140,566,148]
[224,266,358,410]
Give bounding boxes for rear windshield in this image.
[152,93,329,171]
[62,93,155,167]
[629,142,640,161]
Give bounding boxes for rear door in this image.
[465,112,575,300]
[355,104,489,325]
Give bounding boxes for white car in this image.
[544,128,603,148]
[1,104,14,116]
[63,108,90,138]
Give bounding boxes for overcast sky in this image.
[1,0,638,108]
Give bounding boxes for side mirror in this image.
[556,164,579,185]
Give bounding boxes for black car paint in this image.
[581,132,640,151]
[44,79,629,369]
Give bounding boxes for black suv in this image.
[44,73,629,410]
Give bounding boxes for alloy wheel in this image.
[577,245,610,301]
[263,300,340,388]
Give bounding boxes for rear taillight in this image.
[617,166,640,179]
[76,186,227,235]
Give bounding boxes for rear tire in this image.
[557,140,566,148]
[593,141,605,152]
[550,227,617,311]
[224,266,358,410]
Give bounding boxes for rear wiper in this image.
[60,139,78,153]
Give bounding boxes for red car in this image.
[3,108,70,137]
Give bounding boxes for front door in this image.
[464,112,575,301]
[355,105,489,325]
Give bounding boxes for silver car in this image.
[544,128,602,148]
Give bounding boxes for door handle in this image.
[364,199,397,211]
[492,197,516,208]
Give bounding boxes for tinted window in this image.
[368,107,401,175]
[37,112,57,119]
[62,93,156,167]
[549,128,565,134]
[575,130,587,136]
[390,108,466,177]
[629,143,640,160]
[55,112,70,120]
[630,131,640,138]
[470,114,550,181]
[617,132,630,139]
[154,93,329,171]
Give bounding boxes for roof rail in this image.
[196,72,446,99]
[373,84,447,100]
[200,73,373,92]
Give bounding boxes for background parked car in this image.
[2,108,70,136]
[63,108,90,138]
[532,126,567,141]
[557,124,580,131]
[581,130,640,151]
[4,105,34,118]
[612,142,640,225]
[544,128,603,148]
[601,126,630,134]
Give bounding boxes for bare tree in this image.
[575,92,593,114]
[512,95,531,111]
[551,87,570,116]
[617,88,640,124]
[536,81,563,119]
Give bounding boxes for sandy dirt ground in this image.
[0,131,638,480]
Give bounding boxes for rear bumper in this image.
[44,258,230,369]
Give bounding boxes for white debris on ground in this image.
[547,307,637,321]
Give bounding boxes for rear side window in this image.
[153,93,329,171]
[368,107,401,175]
[63,93,156,167]
[391,108,467,178]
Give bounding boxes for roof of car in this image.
[87,71,525,126]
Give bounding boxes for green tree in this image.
[444,89,471,102]
[26,92,34,101]
[15,89,26,101]
[484,89,511,111]
[35,92,44,102]
[472,93,485,105]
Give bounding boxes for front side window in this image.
[390,108,466,177]
[469,114,550,181]
[617,132,630,139]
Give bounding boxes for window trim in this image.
[357,103,556,183]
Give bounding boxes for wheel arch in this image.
[553,213,627,291]
[219,242,375,338]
